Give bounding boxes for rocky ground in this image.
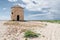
[0,21,60,40]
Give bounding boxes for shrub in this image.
[24,30,40,38]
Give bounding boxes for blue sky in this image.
[0,0,60,20]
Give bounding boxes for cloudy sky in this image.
[0,0,60,20]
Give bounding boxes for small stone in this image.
[4,38,6,40]
[25,38,28,40]
[42,35,45,37]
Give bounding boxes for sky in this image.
[0,0,60,20]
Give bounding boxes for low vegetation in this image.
[40,20,60,23]
[24,30,40,38]
[27,20,60,23]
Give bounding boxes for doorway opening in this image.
[17,15,19,21]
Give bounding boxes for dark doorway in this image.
[17,15,19,21]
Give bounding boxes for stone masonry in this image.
[11,5,24,21]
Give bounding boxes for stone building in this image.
[11,5,24,21]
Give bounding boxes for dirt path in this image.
[40,22,60,40]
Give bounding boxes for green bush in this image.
[24,30,40,38]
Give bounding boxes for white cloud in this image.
[27,12,54,20]
[8,0,17,2]
[11,0,49,11]
[22,0,49,11]
[3,8,7,10]
[28,14,46,18]
[13,3,25,8]
[22,0,31,4]
[10,0,60,12]
[23,0,60,20]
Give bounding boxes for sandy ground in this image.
[0,21,60,40]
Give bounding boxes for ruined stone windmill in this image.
[11,5,24,21]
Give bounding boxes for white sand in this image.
[0,21,60,40]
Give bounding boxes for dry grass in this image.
[4,21,20,25]
[3,21,46,27]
